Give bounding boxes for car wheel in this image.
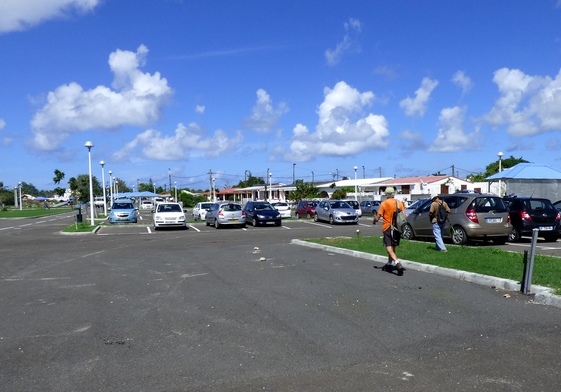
[296,213,301,219]
[214,219,220,229]
[275,220,281,227]
[402,224,414,240]
[329,215,334,225]
[253,217,258,227]
[508,227,521,242]
[451,226,468,245]
[307,212,311,219]
[493,236,508,245]
[372,210,377,216]
[205,219,210,226]
[543,233,559,242]
[314,213,318,222]
[240,223,246,228]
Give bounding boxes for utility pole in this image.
[208,169,213,201]
[451,165,455,177]
[168,168,172,194]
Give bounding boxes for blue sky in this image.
[2,0,561,192]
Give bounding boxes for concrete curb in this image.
[291,239,561,309]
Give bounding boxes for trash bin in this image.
[76,208,83,223]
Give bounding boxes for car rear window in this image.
[525,199,556,211]
[471,197,507,213]
[222,204,241,211]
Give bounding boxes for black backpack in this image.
[437,202,448,224]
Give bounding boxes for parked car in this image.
[152,202,186,230]
[108,198,138,223]
[405,198,430,216]
[503,196,560,242]
[344,200,362,217]
[295,200,318,218]
[314,200,359,225]
[205,202,246,229]
[553,200,561,211]
[94,196,106,207]
[271,202,292,218]
[402,194,511,245]
[140,199,154,210]
[244,201,282,226]
[193,202,213,221]
[359,200,381,216]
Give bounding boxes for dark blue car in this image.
[243,201,281,227]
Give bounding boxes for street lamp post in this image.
[311,171,314,184]
[354,166,358,201]
[18,182,22,210]
[108,170,113,206]
[212,178,216,202]
[362,165,365,179]
[174,181,177,201]
[100,161,107,216]
[293,163,296,184]
[269,172,272,201]
[85,141,95,226]
[497,151,504,196]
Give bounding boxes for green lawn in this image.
[0,206,76,218]
[306,235,561,293]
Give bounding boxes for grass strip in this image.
[306,235,561,293]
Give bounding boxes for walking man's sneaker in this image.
[396,263,405,276]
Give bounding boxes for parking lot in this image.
[1,211,560,391]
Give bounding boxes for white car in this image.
[271,202,291,218]
[153,202,186,230]
[193,202,213,221]
[141,200,154,210]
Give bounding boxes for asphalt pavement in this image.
[1,212,560,391]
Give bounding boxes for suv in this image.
[295,200,318,218]
[503,196,560,242]
[359,200,381,216]
[402,194,511,245]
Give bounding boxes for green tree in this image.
[68,174,102,202]
[288,180,320,202]
[53,169,65,185]
[179,192,206,208]
[467,156,528,182]
[331,187,353,200]
[234,172,265,188]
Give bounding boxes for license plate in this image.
[485,217,502,223]
[539,226,553,231]
[229,219,238,222]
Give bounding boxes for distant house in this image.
[485,163,561,201]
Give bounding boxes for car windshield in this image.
[113,202,133,209]
[201,203,213,209]
[157,204,182,212]
[254,203,274,211]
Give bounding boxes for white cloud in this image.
[373,65,398,81]
[400,77,439,117]
[429,106,479,152]
[30,45,173,151]
[0,0,100,33]
[452,71,473,94]
[287,81,389,161]
[398,129,429,152]
[112,122,243,162]
[0,118,5,130]
[195,105,205,114]
[242,89,288,133]
[484,67,561,136]
[325,18,362,66]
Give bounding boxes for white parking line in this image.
[302,221,332,228]
[35,221,47,224]
[281,225,291,229]
[146,227,152,233]
[188,225,201,232]
[0,227,15,231]
[19,223,32,227]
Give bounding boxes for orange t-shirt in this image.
[377,198,406,232]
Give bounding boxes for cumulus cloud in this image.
[452,71,473,94]
[398,129,429,152]
[325,18,362,66]
[0,0,100,33]
[400,77,439,117]
[429,106,479,152]
[195,105,205,114]
[112,122,243,162]
[30,45,173,151]
[483,67,561,136]
[286,81,389,161]
[0,118,5,130]
[242,89,288,133]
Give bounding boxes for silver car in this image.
[205,202,246,229]
[402,194,511,245]
[314,200,359,225]
[359,200,381,216]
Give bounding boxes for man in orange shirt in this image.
[373,187,406,275]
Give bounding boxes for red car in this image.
[295,200,318,218]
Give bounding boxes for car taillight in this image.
[520,210,532,221]
[242,211,246,216]
[465,208,478,223]
[218,210,224,217]
[557,212,561,221]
